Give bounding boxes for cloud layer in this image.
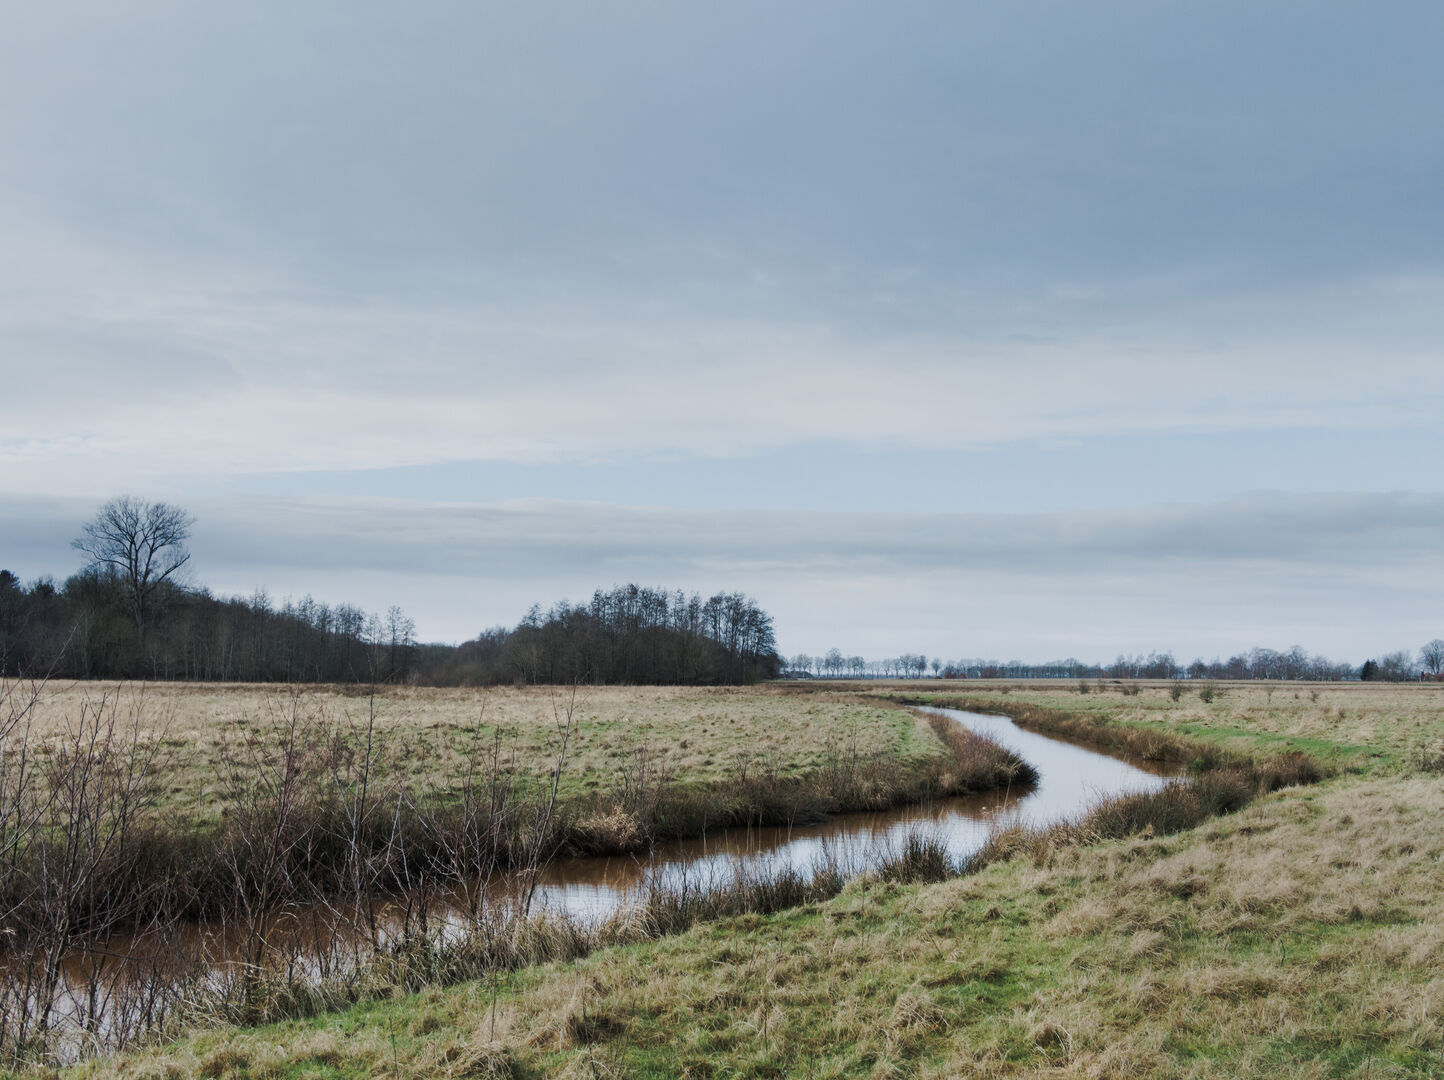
[3,242,1440,493]
[3,3,1442,491]
[7,493,1439,660]
[2,4,1440,661]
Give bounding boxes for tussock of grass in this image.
[625,863,849,936]
[870,832,954,886]
[1412,739,1444,773]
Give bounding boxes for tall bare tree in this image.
[1420,639,1444,677]
[72,497,195,645]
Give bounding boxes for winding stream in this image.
[36,707,1181,1055]
[520,707,1181,921]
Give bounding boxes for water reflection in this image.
[523,708,1179,921]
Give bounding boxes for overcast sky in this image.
[2,2,1441,661]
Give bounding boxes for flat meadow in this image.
[18,681,936,821]
[19,679,1444,1078]
[866,678,1444,770]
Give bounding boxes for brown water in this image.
[32,708,1181,1054]
[518,707,1180,920]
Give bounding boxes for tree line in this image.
[0,498,780,686]
[785,651,937,679]
[0,570,418,683]
[6,498,1433,687]
[0,571,779,687]
[786,644,1444,682]
[421,585,780,685]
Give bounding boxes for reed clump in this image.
[871,832,954,885]
[924,711,1039,788]
[624,862,850,938]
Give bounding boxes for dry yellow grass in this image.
[45,683,1444,1078]
[16,681,932,818]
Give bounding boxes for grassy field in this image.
[863,679,1443,769]
[53,680,1444,1079]
[19,682,936,820]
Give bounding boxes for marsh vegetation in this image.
[0,682,1031,1065]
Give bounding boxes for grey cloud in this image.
[184,493,1442,576]
[3,2,1443,492]
[11,492,1438,581]
[0,322,234,406]
[2,2,1441,291]
[3,260,1439,494]
[5,492,1438,657]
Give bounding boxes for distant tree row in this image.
[7,497,1435,689]
[1361,643,1444,682]
[784,644,1443,682]
[423,585,781,686]
[785,651,936,679]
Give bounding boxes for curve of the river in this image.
[37,707,1183,1057]
[520,707,1181,922]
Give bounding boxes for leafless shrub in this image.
[0,681,173,1063]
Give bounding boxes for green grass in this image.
[872,681,1435,773]
[1169,721,1376,762]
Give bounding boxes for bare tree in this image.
[1377,649,1417,681]
[72,497,195,644]
[1420,639,1444,677]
